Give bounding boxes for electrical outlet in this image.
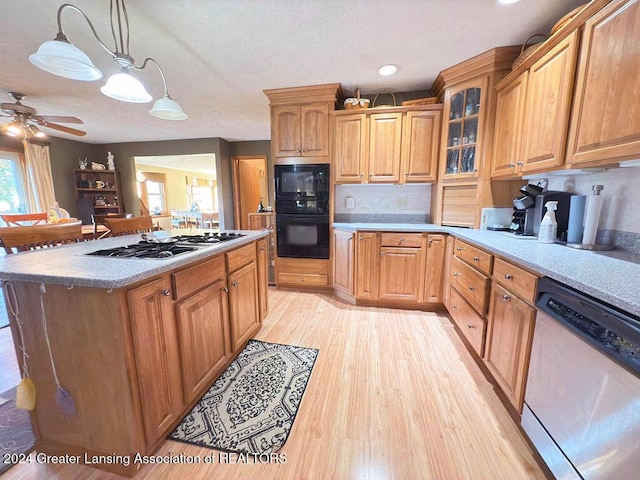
[396,197,408,208]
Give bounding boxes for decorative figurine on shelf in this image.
[107,151,115,170]
[79,157,88,170]
[91,162,106,170]
[257,197,265,212]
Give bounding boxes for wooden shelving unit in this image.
[73,169,124,223]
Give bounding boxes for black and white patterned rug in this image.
[169,339,318,455]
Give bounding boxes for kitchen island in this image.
[0,230,269,477]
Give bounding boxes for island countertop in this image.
[0,229,268,289]
[333,222,640,317]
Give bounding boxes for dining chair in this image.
[0,221,84,254]
[91,213,132,238]
[1,212,48,227]
[102,216,154,236]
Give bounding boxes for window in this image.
[136,172,167,215]
[0,150,27,218]
[187,177,216,212]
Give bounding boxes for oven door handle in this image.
[277,214,328,223]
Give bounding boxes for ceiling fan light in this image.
[27,125,47,138]
[100,72,152,103]
[29,39,103,81]
[6,121,23,136]
[149,95,188,120]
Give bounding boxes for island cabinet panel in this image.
[175,280,231,405]
[256,237,269,320]
[227,261,261,352]
[332,229,355,295]
[127,276,184,450]
[566,0,640,166]
[355,232,379,299]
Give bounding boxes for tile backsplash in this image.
[334,184,431,223]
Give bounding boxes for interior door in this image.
[232,156,268,230]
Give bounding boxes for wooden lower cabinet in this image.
[228,261,261,352]
[355,232,379,299]
[276,257,330,288]
[379,246,423,301]
[127,276,184,450]
[449,286,486,356]
[422,234,446,303]
[442,235,455,309]
[175,280,231,404]
[484,282,536,412]
[333,229,354,295]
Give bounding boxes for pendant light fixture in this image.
[29,0,187,120]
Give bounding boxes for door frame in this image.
[231,155,268,230]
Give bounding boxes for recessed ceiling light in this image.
[378,64,398,76]
[496,0,521,5]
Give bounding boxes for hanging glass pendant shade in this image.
[100,71,152,103]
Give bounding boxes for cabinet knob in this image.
[259,246,265,251]
[223,287,229,293]
[161,289,171,296]
[473,256,480,261]
[504,274,513,280]
[359,236,364,240]
[360,173,363,177]
[452,272,459,278]
[369,174,373,177]
[381,252,386,256]
[452,305,458,310]
[502,294,511,301]
[456,247,463,251]
[516,161,524,166]
[467,324,476,329]
[468,286,475,292]
[232,281,239,287]
[399,237,404,243]
[509,163,516,168]
[429,239,433,244]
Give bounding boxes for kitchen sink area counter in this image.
[333,223,640,317]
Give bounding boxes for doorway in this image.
[232,156,268,230]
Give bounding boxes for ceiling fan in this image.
[0,91,86,138]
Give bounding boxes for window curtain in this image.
[21,140,56,213]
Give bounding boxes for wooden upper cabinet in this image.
[333,114,368,182]
[272,103,329,157]
[566,0,640,166]
[440,77,488,179]
[402,110,441,182]
[491,71,528,178]
[520,31,579,173]
[369,112,403,182]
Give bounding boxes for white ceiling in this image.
[0,0,585,145]
[135,153,217,176]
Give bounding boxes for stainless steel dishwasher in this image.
[522,277,640,480]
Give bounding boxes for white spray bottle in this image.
[538,201,558,244]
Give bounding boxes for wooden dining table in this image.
[81,224,109,240]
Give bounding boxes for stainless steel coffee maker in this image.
[510,181,546,236]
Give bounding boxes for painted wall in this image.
[527,166,640,234]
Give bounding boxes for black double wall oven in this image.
[275,163,330,259]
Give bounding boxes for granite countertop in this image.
[0,230,268,289]
[333,222,640,317]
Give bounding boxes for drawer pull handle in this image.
[452,305,458,310]
[162,289,171,296]
[509,163,516,168]
[473,256,480,261]
[223,287,229,293]
[467,324,476,329]
[381,252,386,256]
[399,237,404,242]
[502,294,511,301]
[504,274,513,280]
[452,272,459,278]
[232,281,238,287]
[468,286,475,292]
[456,247,463,251]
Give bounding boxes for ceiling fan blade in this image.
[41,122,87,137]
[38,115,84,124]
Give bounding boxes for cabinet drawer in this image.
[278,272,329,287]
[450,256,489,315]
[493,258,537,304]
[380,233,423,247]
[226,243,256,272]
[454,239,493,275]
[450,287,486,357]
[172,256,225,301]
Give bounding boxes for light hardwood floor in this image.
[0,325,20,393]
[3,289,546,479]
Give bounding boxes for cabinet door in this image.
[333,114,368,182]
[355,232,379,299]
[272,105,300,157]
[256,238,269,321]
[484,283,536,412]
[175,280,231,404]
[402,110,441,183]
[332,229,354,295]
[520,31,579,173]
[422,234,445,303]
[228,261,261,352]
[442,235,455,309]
[300,103,330,156]
[491,72,528,178]
[368,112,403,182]
[127,277,183,448]
[379,246,422,301]
[440,78,487,179]
[566,0,640,165]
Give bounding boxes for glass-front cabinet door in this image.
[441,78,487,178]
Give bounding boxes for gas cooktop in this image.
[86,232,245,259]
